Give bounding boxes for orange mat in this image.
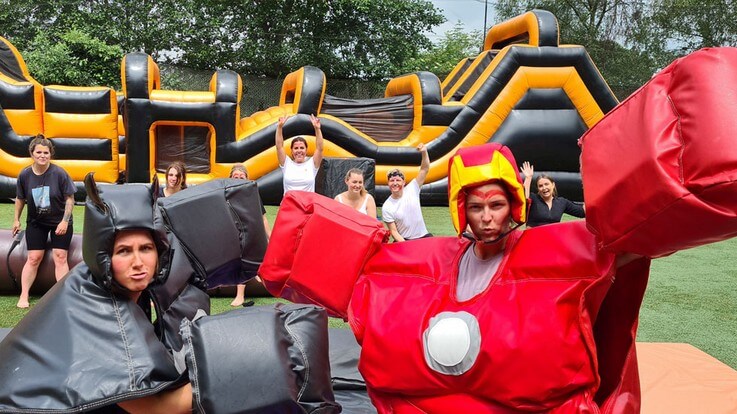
[638,343,737,413]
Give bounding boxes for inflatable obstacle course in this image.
[0,10,616,205]
[122,52,241,184]
[211,10,617,204]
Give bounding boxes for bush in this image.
[22,28,123,89]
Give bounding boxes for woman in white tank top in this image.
[334,168,377,219]
[275,114,324,194]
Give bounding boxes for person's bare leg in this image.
[52,248,69,281]
[230,284,246,307]
[17,250,44,308]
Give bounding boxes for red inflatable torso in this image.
[349,221,619,413]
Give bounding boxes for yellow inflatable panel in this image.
[4,109,43,136]
[150,90,215,103]
[60,159,119,183]
[44,113,118,139]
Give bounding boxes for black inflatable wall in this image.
[316,157,376,200]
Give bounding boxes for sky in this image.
[428,0,499,42]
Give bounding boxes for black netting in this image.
[321,94,413,142]
[155,125,211,174]
[158,64,389,117]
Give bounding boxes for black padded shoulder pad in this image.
[0,265,182,411]
[157,178,268,289]
[180,304,340,414]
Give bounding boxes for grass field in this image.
[1,201,736,368]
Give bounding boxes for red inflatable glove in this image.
[258,191,388,318]
[581,47,737,258]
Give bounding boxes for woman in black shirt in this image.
[520,161,585,228]
[13,135,76,308]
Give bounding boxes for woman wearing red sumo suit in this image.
[263,143,646,413]
[260,47,737,413]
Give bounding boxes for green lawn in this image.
[1,201,736,368]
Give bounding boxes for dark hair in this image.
[344,168,367,196]
[28,134,54,158]
[535,174,557,198]
[165,161,187,189]
[290,136,308,150]
[229,164,248,179]
[386,168,405,180]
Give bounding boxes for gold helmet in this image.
[448,143,527,235]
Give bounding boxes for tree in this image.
[493,1,673,97]
[494,0,645,45]
[0,0,79,50]
[22,29,123,88]
[401,22,482,78]
[650,0,737,51]
[1,0,446,82]
[175,0,446,79]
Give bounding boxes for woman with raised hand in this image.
[381,143,431,241]
[275,114,324,194]
[520,161,585,228]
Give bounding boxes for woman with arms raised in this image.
[520,161,585,228]
[275,114,324,194]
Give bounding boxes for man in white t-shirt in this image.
[381,143,431,241]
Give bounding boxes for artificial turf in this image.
[0,201,735,368]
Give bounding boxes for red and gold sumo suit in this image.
[260,47,737,413]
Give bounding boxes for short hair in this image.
[229,164,248,179]
[165,161,187,189]
[28,134,54,158]
[386,168,405,180]
[290,136,308,150]
[535,174,558,197]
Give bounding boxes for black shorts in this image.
[25,221,73,251]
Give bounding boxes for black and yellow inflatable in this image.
[0,10,617,205]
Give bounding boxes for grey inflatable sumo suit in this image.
[0,175,339,413]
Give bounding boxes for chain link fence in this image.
[159,64,640,118]
[159,64,387,116]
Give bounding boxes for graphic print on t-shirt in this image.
[32,185,51,215]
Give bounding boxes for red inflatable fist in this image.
[581,47,737,258]
[259,191,388,318]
